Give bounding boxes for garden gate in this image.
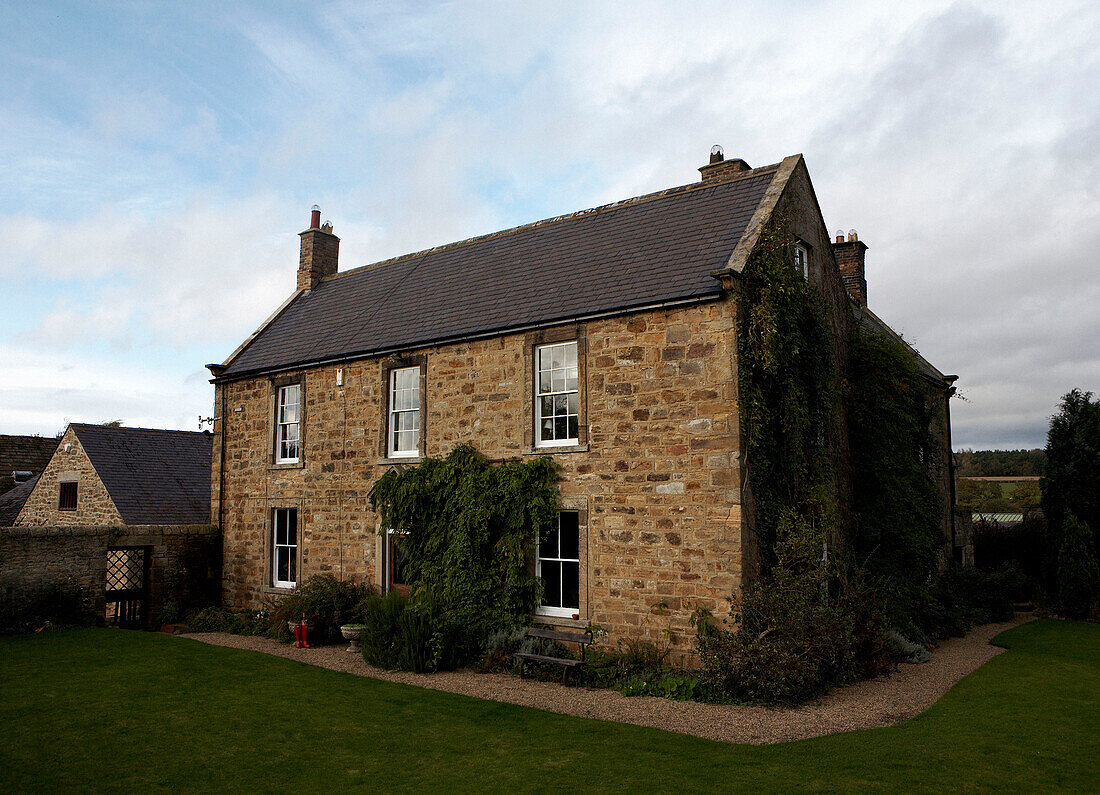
[105,546,149,629]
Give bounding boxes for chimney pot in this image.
[709,144,725,164]
[847,229,858,242]
[310,205,321,229]
[835,230,845,243]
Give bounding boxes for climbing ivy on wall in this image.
[369,443,560,647]
[736,218,838,569]
[846,322,943,627]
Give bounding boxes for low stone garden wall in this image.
[0,524,220,630]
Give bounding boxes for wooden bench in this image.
[513,626,594,685]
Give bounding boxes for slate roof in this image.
[221,166,779,378]
[70,424,212,525]
[0,434,58,494]
[0,474,39,526]
[853,304,955,387]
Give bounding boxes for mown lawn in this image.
[1,620,1096,792]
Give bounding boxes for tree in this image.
[1041,389,1100,552]
[1056,513,1099,619]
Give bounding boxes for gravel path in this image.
[180,614,1030,745]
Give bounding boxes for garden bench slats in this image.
[513,626,593,685]
[513,652,586,667]
[525,627,591,645]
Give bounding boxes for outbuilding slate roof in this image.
[0,474,39,526]
[70,424,212,525]
[0,434,58,494]
[221,166,779,378]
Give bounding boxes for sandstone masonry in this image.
[210,151,958,661]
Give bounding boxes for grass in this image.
[1,619,1096,792]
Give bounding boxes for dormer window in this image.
[794,244,809,280]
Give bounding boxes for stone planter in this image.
[340,624,365,654]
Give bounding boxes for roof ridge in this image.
[331,163,781,282]
[70,423,209,436]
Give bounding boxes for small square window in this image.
[58,481,77,511]
[794,245,809,280]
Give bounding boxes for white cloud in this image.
[2,0,1097,447]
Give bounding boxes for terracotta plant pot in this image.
[340,624,365,653]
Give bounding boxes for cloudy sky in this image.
[1,1,1097,449]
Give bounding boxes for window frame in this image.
[381,527,411,594]
[387,366,421,459]
[533,339,580,449]
[58,480,78,511]
[793,243,810,280]
[271,507,298,590]
[536,511,582,618]
[523,326,587,454]
[378,356,427,461]
[271,377,304,466]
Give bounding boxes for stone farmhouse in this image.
[208,149,957,655]
[3,424,218,629]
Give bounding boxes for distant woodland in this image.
[955,449,1046,478]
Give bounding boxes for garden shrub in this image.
[1056,513,1099,619]
[973,517,1044,598]
[360,589,464,672]
[0,583,96,634]
[185,606,270,635]
[904,562,1025,641]
[271,574,375,643]
[480,626,540,673]
[693,513,886,705]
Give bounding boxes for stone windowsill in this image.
[375,456,422,466]
[262,585,295,596]
[522,444,589,456]
[268,461,305,471]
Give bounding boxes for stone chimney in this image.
[832,230,868,307]
[297,205,340,292]
[698,145,751,182]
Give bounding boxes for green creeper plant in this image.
[369,443,560,667]
[735,217,837,570]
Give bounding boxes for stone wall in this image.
[213,300,744,660]
[15,426,123,526]
[0,524,221,629]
